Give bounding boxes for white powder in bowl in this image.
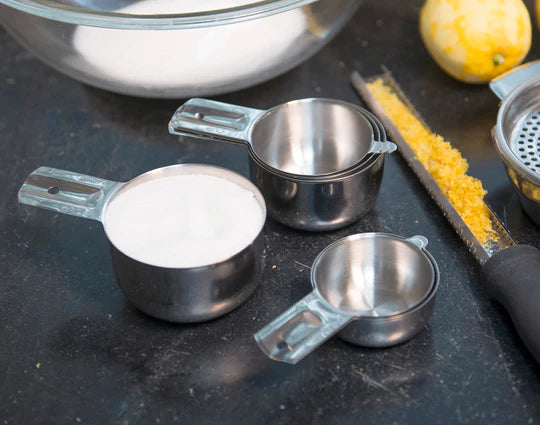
[104,173,265,268]
[72,0,306,89]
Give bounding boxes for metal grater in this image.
[351,70,516,265]
[512,110,540,173]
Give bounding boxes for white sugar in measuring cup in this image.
[18,164,267,322]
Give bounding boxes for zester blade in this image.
[351,69,515,265]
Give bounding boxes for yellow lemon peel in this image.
[367,78,496,243]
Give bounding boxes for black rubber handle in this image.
[480,245,540,363]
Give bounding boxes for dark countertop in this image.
[1,1,539,424]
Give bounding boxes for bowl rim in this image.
[0,0,319,29]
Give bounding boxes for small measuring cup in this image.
[254,233,439,364]
[18,164,266,323]
[168,97,396,177]
[169,99,396,231]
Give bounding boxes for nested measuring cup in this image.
[254,233,439,364]
[18,164,266,323]
[169,98,397,231]
[168,97,396,178]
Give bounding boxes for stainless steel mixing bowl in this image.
[0,0,362,98]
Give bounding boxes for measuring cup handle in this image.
[369,140,397,154]
[18,166,122,221]
[489,60,540,100]
[406,235,428,249]
[254,292,354,364]
[168,98,264,145]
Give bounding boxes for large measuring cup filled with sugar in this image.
[18,164,267,323]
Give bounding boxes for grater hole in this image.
[519,148,525,151]
[521,155,527,158]
[520,134,525,138]
[527,121,532,125]
[525,162,531,166]
[523,127,528,131]
[528,139,533,142]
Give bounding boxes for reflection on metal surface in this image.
[255,233,439,364]
[170,97,396,177]
[171,98,395,231]
[490,64,540,225]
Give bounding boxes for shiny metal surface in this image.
[491,63,540,226]
[254,233,439,364]
[169,98,396,177]
[251,99,380,175]
[250,152,384,231]
[169,98,395,231]
[17,166,122,221]
[248,105,387,230]
[314,234,434,316]
[0,0,361,98]
[18,164,266,322]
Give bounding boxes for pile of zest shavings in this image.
[367,78,496,244]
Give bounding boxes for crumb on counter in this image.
[366,78,495,244]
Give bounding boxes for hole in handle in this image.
[48,186,60,195]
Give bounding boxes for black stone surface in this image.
[1,1,539,424]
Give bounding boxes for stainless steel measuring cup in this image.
[254,233,439,364]
[490,61,540,225]
[168,98,396,177]
[18,164,266,323]
[169,99,396,231]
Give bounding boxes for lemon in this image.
[420,0,532,83]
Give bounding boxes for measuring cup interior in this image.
[101,164,267,267]
[251,105,386,181]
[250,99,375,176]
[312,234,435,317]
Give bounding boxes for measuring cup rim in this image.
[495,76,540,185]
[101,163,267,270]
[354,252,439,323]
[248,103,389,180]
[249,98,383,178]
[309,232,439,319]
[250,150,383,182]
[249,101,387,181]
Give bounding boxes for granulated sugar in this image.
[73,0,306,89]
[104,173,264,268]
